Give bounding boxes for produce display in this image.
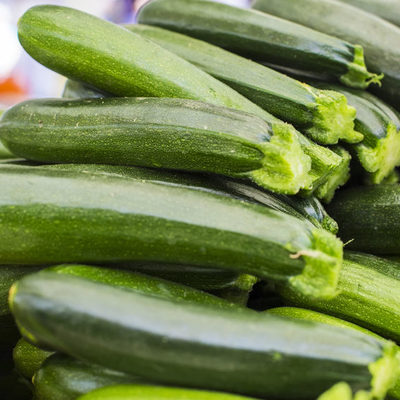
[1,1,400,399]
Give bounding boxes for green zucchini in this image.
[126,24,360,146]
[13,338,53,380]
[327,185,400,254]
[0,164,343,299]
[277,252,400,342]
[317,383,368,400]
[138,0,381,90]
[0,97,312,195]
[336,0,400,27]
[34,354,141,400]
[10,271,399,399]
[252,0,400,108]
[18,5,276,122]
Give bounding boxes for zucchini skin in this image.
[0,97,312,195]
[17,5,271,121]
[327,185,400,254]
[10,272,396,399]
[127,24,360,146]
[34,354,140,400]
[0,164,342,299]
[278,252,400,342]
[138,0,380,90]
[252,0,400,108]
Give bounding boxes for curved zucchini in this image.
[18,5,274,121]
[34,354,140,400]
[277,252,400,342]
[327,185,400,254]
[0,97,311,195]
[0,164,342,299]
[13,338,53,380]
[138,0,381,90]
[10,271,399,400]
[314,83,400,183]
[126,24,360,145]
[337,0,400,28]
[252,0,400,108]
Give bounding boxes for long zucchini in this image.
[277,252,400,342]
[327,185,400,254]
[0,164,342,299]
[0,97,312,195]
[337,0,400,27]
[126,24,360,145]
[252,0,400,108]
[34,354,140,400]
[10,271,399,399]
[18,5,274,121]
[138,0,381,90]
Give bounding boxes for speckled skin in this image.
[327,185,400,254]
[11,272,389,399]
[138,0,378,88]
[0,164,339,294]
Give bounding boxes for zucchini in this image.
[277,252,400,342]
[0,164,343,299]
[0,97,312,195]
[34,354,140,400]
[336,0,400,27]
[138,0,381,90]
[13,338,53,380]
[313,83,400,184]
[18,5,276,122]
[10,271,399,399]
[252,0,400,108]
[327,185,400,254]
[127,24,360,146]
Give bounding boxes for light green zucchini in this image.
[0,97,312,194]
[126,24,360,145]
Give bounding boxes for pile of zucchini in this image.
[1,1,400,399]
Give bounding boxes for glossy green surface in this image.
[327,185,400,254]
[10,271,395,399]
[34,354,139,400]
[13,338,53,379]
[127,24,360,145]
[252,0,400,107]
[18,5,271,120]
[0,164,342,298]
[0,97,311,194]
[279,252,400,341]
[138,0,380,89]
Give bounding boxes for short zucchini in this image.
[277,252,400,342]
[10,271,399,399]
[138,0,381,90]
[252,0,400,108]
[327,185,400,254]
[127,24,360,145]
[0,97,312,194]
[0,164,343,299]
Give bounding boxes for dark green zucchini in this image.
[315,83,400,183]
[13,338,53,380]
[337,0,400,27]
[252,0,400,108]
[34,354,140,400]
[10,271,399,399]
[126,24,360,145]
[18,5,275,121]
[0,164,343,299]
[138,0,381,90]
[277,252,400,342]
[0,97,312,195]
[327,185,400,254]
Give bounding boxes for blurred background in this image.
[0,0,249,108]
